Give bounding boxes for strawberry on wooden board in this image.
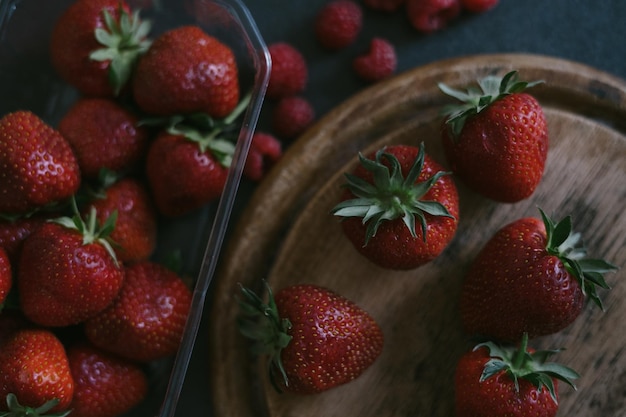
[50,0,152,97]
[0,247,11,309]
[18,206,124,327]
[67,341,148,417]
[455,333,579,417]
[0,328,74,415]
[0,111,80,216]
[84,261,192,362]
[459,208,618,343]
[238,282,384,394]
[332,143,459,270]
[132,25,240,118]
[439,70,548,203]
[58,98,150,179]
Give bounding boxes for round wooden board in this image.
[208,54,626,417]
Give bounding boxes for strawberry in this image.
[50,0,152,97]
[439,70,548,202]
[0,215,48,264]
[455,334,579,417]
[363,0,406,12]
[459,208,617,343]
[353,37,397,83]
[58,98,150,179]
[315,0,363,50]
[0,328,74,415]
[238,282,383,394]
[18,206,124,327]
[244,132,283,182]
[0,248,11,309]
[67,341,148,417]
[267,43,308,99]
[460,0,499,12]
[84,261,192,362]
[271,96,315,140]
[132,25,240,118]
[0,111,80,215]
[406,0,462,33]
[332,143,459,270]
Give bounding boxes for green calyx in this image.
[539,208,617,310]
[237,281,292,392]
[0,394,71,417]
[438,70,543,138]
[332,142,454,246]
[477,333,580,404]
[90,6,152,95]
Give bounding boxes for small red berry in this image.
[267,43,308,99]
[315,0,363,50]
[272,96,315,140]
[244,132,283,182]
[460,0,499,12]
[353,38,397,83]
[406,0,462,33]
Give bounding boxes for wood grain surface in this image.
[208,54,626,417]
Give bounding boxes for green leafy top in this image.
[331,142,454,246]
[438,70,543,138]
[0,394,72,417]
[476,333,579,404]
[90,6,152,95]
[539,208,618,310]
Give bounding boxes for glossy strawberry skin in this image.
[133,25,240,118]
[0,111,81,215]
[84,261,192,362]
[0,248,11,307]
[459,217,584,342]
[455,345,558,417]
[18,222,124,327]
[274,284,383,394]
[442,93,548,202]
[0,329,74,413]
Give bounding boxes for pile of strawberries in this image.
[0,0,272,416]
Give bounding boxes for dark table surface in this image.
[177,0,626,415]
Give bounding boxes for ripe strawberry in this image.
[315,0,363,50]
[353,38,397,83]
[67,341,148,417]
[459,208,617,343]
[271,96,315,140]
[267,43,308,99]
[0,111,80,215]
[18,207,124,327]
[58,98,150,179]
[50,0,152,97]
[406,0,462,33]
[238,282,383,394]
[460,0,499,12]
[439,70,548,202]
[0,248,11,308]
[132,25,240,118]
[363,0,406,12]
[455,334,579,417]
[0,328,74,414]
[244,132,283,182]
[84,261,192,362]
[332,143,459,270]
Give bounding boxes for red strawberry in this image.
[455,334,579,417]
[315,0,363,50]
[0,248,12,308]
[238,282,383,394]
[406,0,462,33]
[271,96,315,140]
[244,132,283,182]
[50,0,152,97]
[459,208,617,342]
[363,0,406,12]
[84,261,192,362]
[85,174,157,263]
[18,208,124,327]
[460,0,499,12]
[353,37,397,83]
[58,98,150,179]
[0,111,80,215]
[132,25,240,118]
[0,328,74,414]
[439,70,548,202]
[267,43,308,99]
[67,341,148,417]
[332,143,459,270]
[0,215,48,264]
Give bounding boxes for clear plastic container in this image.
[0,0,270,416]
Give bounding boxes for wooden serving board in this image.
[208,54,626,417]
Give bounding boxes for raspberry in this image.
[244,132,283,182]
[315,0,363,50]
[271,96,315,140]
[460,0,499,12]
[406,0,461,33]
[363,0,406,12]
[266,42,308,99]
[353,38,397,83]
